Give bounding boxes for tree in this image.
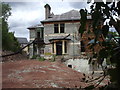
[1,3,20,52]
[80,0,120,89]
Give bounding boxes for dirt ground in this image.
[2,60,87,88]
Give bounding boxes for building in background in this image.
[17,37,28,54]
[27,24,44,58]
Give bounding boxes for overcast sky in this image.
[6,1,90,41]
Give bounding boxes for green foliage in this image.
[102,25,109,38]
[80,0,120,88]
[38,57,45,61]
[1,2,11,20]
[108,68,117,82]
[79,9,87,36]
[2,3,20,52]
[31,55,37,59]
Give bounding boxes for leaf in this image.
[79,9,87,36]
[102,25,109,38]
[97,58,104,65]
[99,48,108,58]
[108,68,117,82]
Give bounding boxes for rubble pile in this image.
[2,51,28,62]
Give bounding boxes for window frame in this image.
[54,23,65,33]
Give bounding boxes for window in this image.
[52,43,54,53]
[54,23,65,33]
[41,29,44,38]
[60,24,64,33]
[64,41,67,53]
[37,32,40,38]
[54,24,59,33]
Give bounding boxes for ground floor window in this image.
[81,41,85,52]
[52,40,68,55]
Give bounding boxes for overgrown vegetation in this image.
[1,3,20,52]
[38,57,45,61]
[79,0,120,89]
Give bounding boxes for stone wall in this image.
[44,21,81,58]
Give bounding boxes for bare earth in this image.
[2,60,87,88]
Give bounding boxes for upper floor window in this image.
[54,24,59,33]
[36,28,44,39]
[54,23,65,33]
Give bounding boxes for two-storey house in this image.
[28,4,92,59]
[41,4,91,59]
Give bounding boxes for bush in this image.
[38,57,45,61]
[31,55,37,59]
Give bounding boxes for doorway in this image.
[56,41,62,55]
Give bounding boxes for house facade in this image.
[41,4,92,59]
[28,4,92,59]
[28,24,44,58]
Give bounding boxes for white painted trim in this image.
[54,43,56,54]
[30,38,35,40]
[62,40,65,54]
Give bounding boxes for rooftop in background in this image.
[41,10,92,23]
[17,37,28,44]
[27,24,43,29]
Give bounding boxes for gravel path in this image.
[2,60,87,88]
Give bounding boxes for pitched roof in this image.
[41,10,91,23]
[27,24,43,29]
[17,37,28,44]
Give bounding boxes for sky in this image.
[5,0,90,41]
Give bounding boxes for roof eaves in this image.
[41,19,80,23]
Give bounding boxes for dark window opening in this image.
[60,24,64,33]
[54,24,59,33]
[68,65,72,68]
[56,41,62,55]
[52,43,54,53]
[64,41,67,53]
[81,41,85,52]
[41,29,44,38]
[37,32,40,39]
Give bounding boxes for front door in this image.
[56,41,62,55]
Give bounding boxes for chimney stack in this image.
[44,4,51,19]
